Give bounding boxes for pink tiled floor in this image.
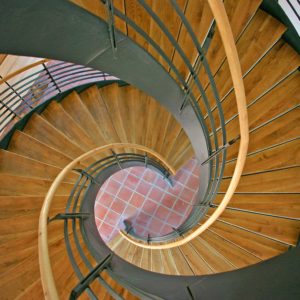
[94,158,200,243]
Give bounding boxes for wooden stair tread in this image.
[207,207,300,245]
[0,149,77,183]
[214,193,300,219]
[60,91,107,146]
[208,218,289,260]
[8,130,74,168]
[42,101,98,151]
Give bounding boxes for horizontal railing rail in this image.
[0,59,117,136]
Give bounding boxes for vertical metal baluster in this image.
[111,149,122,169]
[43,63,62,94]
[103,0,117,58]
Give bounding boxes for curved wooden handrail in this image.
[39,143,175,300]
[119,0,249,249]
[0,58,49,85]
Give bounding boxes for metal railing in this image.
[39,143,176,299]
[0,60,117,136]
[47,151,172,299]
[96,0,248,249]
[102,0,229,229]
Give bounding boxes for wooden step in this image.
[151,249,164,274]
[198,8,286,116]
[219,70,300,145]
[213,40,300,131]
[23,113,86,160]
[0,235,65,299]
[42,101,97,151]
[189,236,235,273]
[0,222,64,274]
[169,247,194,275]
[0,150,77,183]
[207,217,289,260]
[194,0,262,97]
[220,166,300,193]
[144,94,171,155]
[207,207,300,245]
[227,106,300,161]
[214,193,300,219]
[61,91,107,146]
[15,279,44,300]
[223,138,300,177]
[179,243,213,275]
[0,174,74,196]
[79,85,120,144]
[8,130,74,168]
[201,230,261,268]
[0,195,67,217]
[171,0,213,80]
[99,84,130,150]
[160,249,179,275]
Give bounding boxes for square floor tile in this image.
[130,167,145,177]
[161,194,175,209]
[142,199,157,216]
[99,192,114,208]
[167,212,183,227]
[155,206,171,221]
[94,203,108,220]
[99,222,114,240]
[149,218,164,232]
[130,193,144,207]
[125,174,140,190]
[148,187,162,202]
[155,177,168,189]
[112,170,127,183]
[105,179,122,194]
[123,204,137,218]
[117,186,133,202]
[104,209,120,226]
[111,199,126,215]
[134,211,151,227]
[136,180,151,196]
[173,199,189,215]
[180,187,194,202]
[185,174,199,191]
[143,169,157,183]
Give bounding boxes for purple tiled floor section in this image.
[94,158,200,243]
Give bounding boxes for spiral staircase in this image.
[0,0,299,299]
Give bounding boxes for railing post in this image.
[111,150,122,169]
[69,254,113,300]
[73,168,102,186]
[201,135,240,165]
[186,286,195,300]
[48,213,90,223]
[172,227,182,237]
[43,63,62,94]
[103,0,117,58]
